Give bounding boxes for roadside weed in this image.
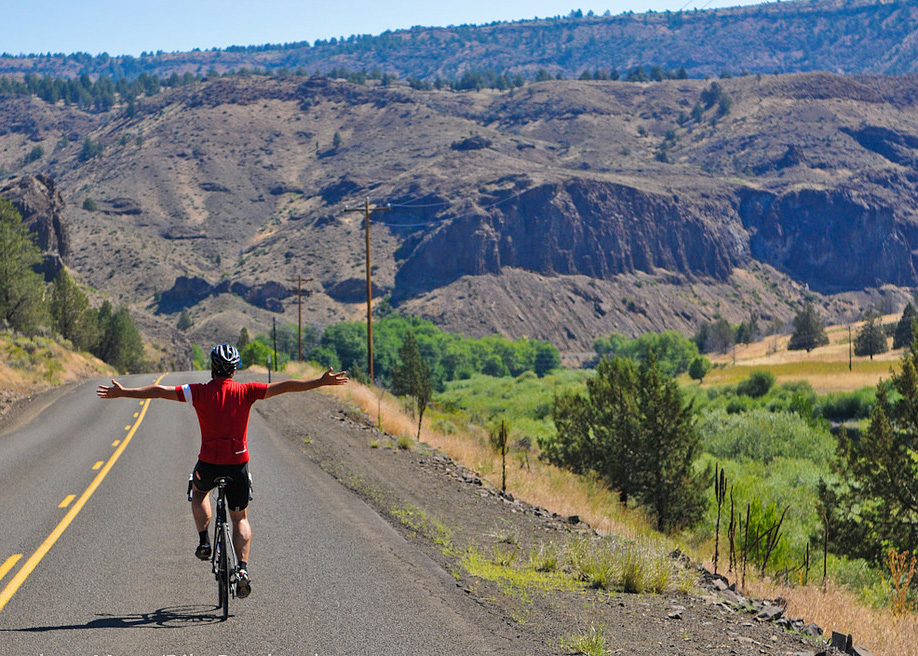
[561,622,609,656]
[621,540,670,593]
[491,543,519,567]
[570,538,618,590]
[528,542,563,573]
[391,505,454,553]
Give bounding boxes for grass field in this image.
[699,316,901,393]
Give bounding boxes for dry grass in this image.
[699,316,902,394]
[742,578,916,656]
[0,333,110,395]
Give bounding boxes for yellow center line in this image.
[112,440,120,447]
[58,495,76,508]
[91,461,104,470]
[0,373,168,614]
[0,555,22,583]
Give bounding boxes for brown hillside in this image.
[3,73,918,359]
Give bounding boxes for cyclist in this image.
[97,344,348,599]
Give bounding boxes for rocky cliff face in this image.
[739,181,918,293]
[393,179,749,298]
[0,174,70,280]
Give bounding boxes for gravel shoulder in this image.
[258,388,841,656]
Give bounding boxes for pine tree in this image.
[93,302,146,373]
[236,327,250,351]
[392,331,433,439]
[0,197,47,333]
[50,268,94,350]
[788,302,829,352]
[854,310,888,359]
[547,354,709,532]
[176,310,193,331]
[893,302,918,349]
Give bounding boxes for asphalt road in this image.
[0,373,511,656]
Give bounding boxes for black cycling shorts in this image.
[192,460,251,512]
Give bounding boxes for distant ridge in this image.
[3,0,918,80]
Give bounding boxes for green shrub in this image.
[736,370,776,398]
[818,388,876,422]
[698,408,834,465]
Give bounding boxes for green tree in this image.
[319,322,367,374]
[788,302,829,352]
[594,330,699,376]
[893,302,917,349]
[50,268,94,350]
[698,318,735,354]
[93,302,146,373]
[391,331,433,439]
[78,137,104,161]
[176,310,193,331]
[820,329,918,562]
[854,310,888,359]
[236,327,250,351]
[533,341,561,377]
[546,355,709,532]
[0,197,47,333]
[736,313,760,345]
[688,356,712,383]
[240,339,272,369]
[736,370,776,398]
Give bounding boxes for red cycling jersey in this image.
[176,378,268,465]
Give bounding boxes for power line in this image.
[385,185,536,227]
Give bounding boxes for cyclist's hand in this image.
[319,368,349,386]
[97,379,125,399]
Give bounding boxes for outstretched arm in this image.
[97,380,180,401]
[263,368,348,399]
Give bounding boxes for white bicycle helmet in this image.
[211,344,241,377]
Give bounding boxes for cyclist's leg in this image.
[190,461,216,532]
[191,485,212,532]
[225,463,251,564]
[228,508,250,563]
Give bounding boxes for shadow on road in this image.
[2,604,226,632]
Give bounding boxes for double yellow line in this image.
[0,374,165,613]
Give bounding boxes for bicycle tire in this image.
[219,523,230,620]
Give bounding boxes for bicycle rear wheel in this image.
[221,524,231,620]
[215,524,230,620]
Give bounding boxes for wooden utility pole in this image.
[344,197,390,382]
[286,276,312,361]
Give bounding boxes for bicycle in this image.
[188,475,237,620]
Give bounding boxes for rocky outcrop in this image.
[739,185,918,293]
[0,174,70,281]
[393,179,749,299]
[324,277,390,303]
[157,275,293,313]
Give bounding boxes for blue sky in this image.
[1,0,773,57]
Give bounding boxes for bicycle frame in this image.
[186,474,238,620]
